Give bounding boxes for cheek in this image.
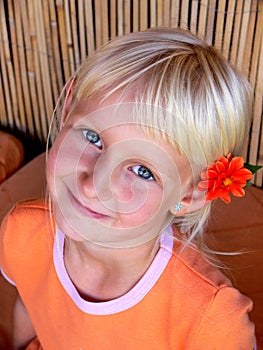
[46,134,84,186]
[46,146,58,193]
[111,170,160,208]
[116,180,164,227]
[46,137,76,194]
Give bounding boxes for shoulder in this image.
[170,238,232,290]
[2,198,50,219]
[192,285,256,348]
[1,198,52,234]
[166,233,256,348]
[0,199,54,283]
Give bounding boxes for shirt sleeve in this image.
[192,285,256,349]
[0,207,17,285]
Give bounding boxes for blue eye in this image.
[82,130,102,149]
[130,165,155,181]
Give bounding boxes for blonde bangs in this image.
[73,28,251,172]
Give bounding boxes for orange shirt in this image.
[0,200,256,349]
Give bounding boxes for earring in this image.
[174,203,183,212]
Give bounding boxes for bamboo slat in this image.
[163,0,171,27]
[242,0,257,79]
[78,0,86,61]
[252,43,263,187]
[117,0,124,36]
[0,69,8,127]
[85,0,95,54]
[56,0,71,79]
[0,22,14,127]
[249,3,262,96]
[236,0,252,71]
[43,0,59,105]
[248,1,263,187]
[214,0,226,49]
[0,1,17,128]
[110,0,116,38]
[240,0,258,161]
[64,0,75,75]
[101,0,109,45]
[27,0,47,138]
[232,0,251,159]
[133,0,139,32]
[94,0,102,48]
[190,0,198,34]
[2,6,21,129]
[0,4,9,127]
[34,0,54,136]
[229,0,243,65]
[198,0,209,38]
[5,0,26,129]
[20,0,42,138]
[140,0,148,31]
[206,0,216,45]
[156,0,163,27]
[222,0,236,59]
[49,0,64,90]
[256,6,263,187]
[171,0,180,27]
[124,0,131,35]
[13,1,33,132]
[70,0,80,68]
[181,0,189,29]
[150,0,157,28]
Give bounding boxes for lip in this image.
[68,190,111,219]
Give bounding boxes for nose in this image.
[78,151,113,202]
[79,170,97,198]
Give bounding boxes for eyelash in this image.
[81,130,155,181]
[129,165,155,181]
[82,129,102,149]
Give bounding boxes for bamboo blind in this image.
[0,0,262,186]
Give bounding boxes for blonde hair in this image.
[49,27,252,249]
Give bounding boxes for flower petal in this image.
[229,183,245,197]
[207,169,220,179]
[228,156,244,174]
[197,180,209,191]
[232,179,247,187]
[219,191,231,203]
[206,192,219,201]
[216,160,228,173]
[200,170,208,180]
[222,156,231,167]
[232,168,252,179]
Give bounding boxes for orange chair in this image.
[0,131,24,185]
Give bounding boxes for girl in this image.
[0,27,256,349]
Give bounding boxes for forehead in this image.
[68,98,175,151]
[68,96,173,146]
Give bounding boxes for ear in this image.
[61,77,75,126]
[169,187,208,216]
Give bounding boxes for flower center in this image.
[223,177,232,187]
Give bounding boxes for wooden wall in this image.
[0,0,262,185]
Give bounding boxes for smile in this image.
[68,190,111,220]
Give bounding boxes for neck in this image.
[66,235,160,272]
[64,236,160,301]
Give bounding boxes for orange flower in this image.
[198,153,253,203]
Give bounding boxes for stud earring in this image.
[174,203,183,212]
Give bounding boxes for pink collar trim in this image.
[53,227,174,315]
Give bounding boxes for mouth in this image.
[68,190,111,220]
